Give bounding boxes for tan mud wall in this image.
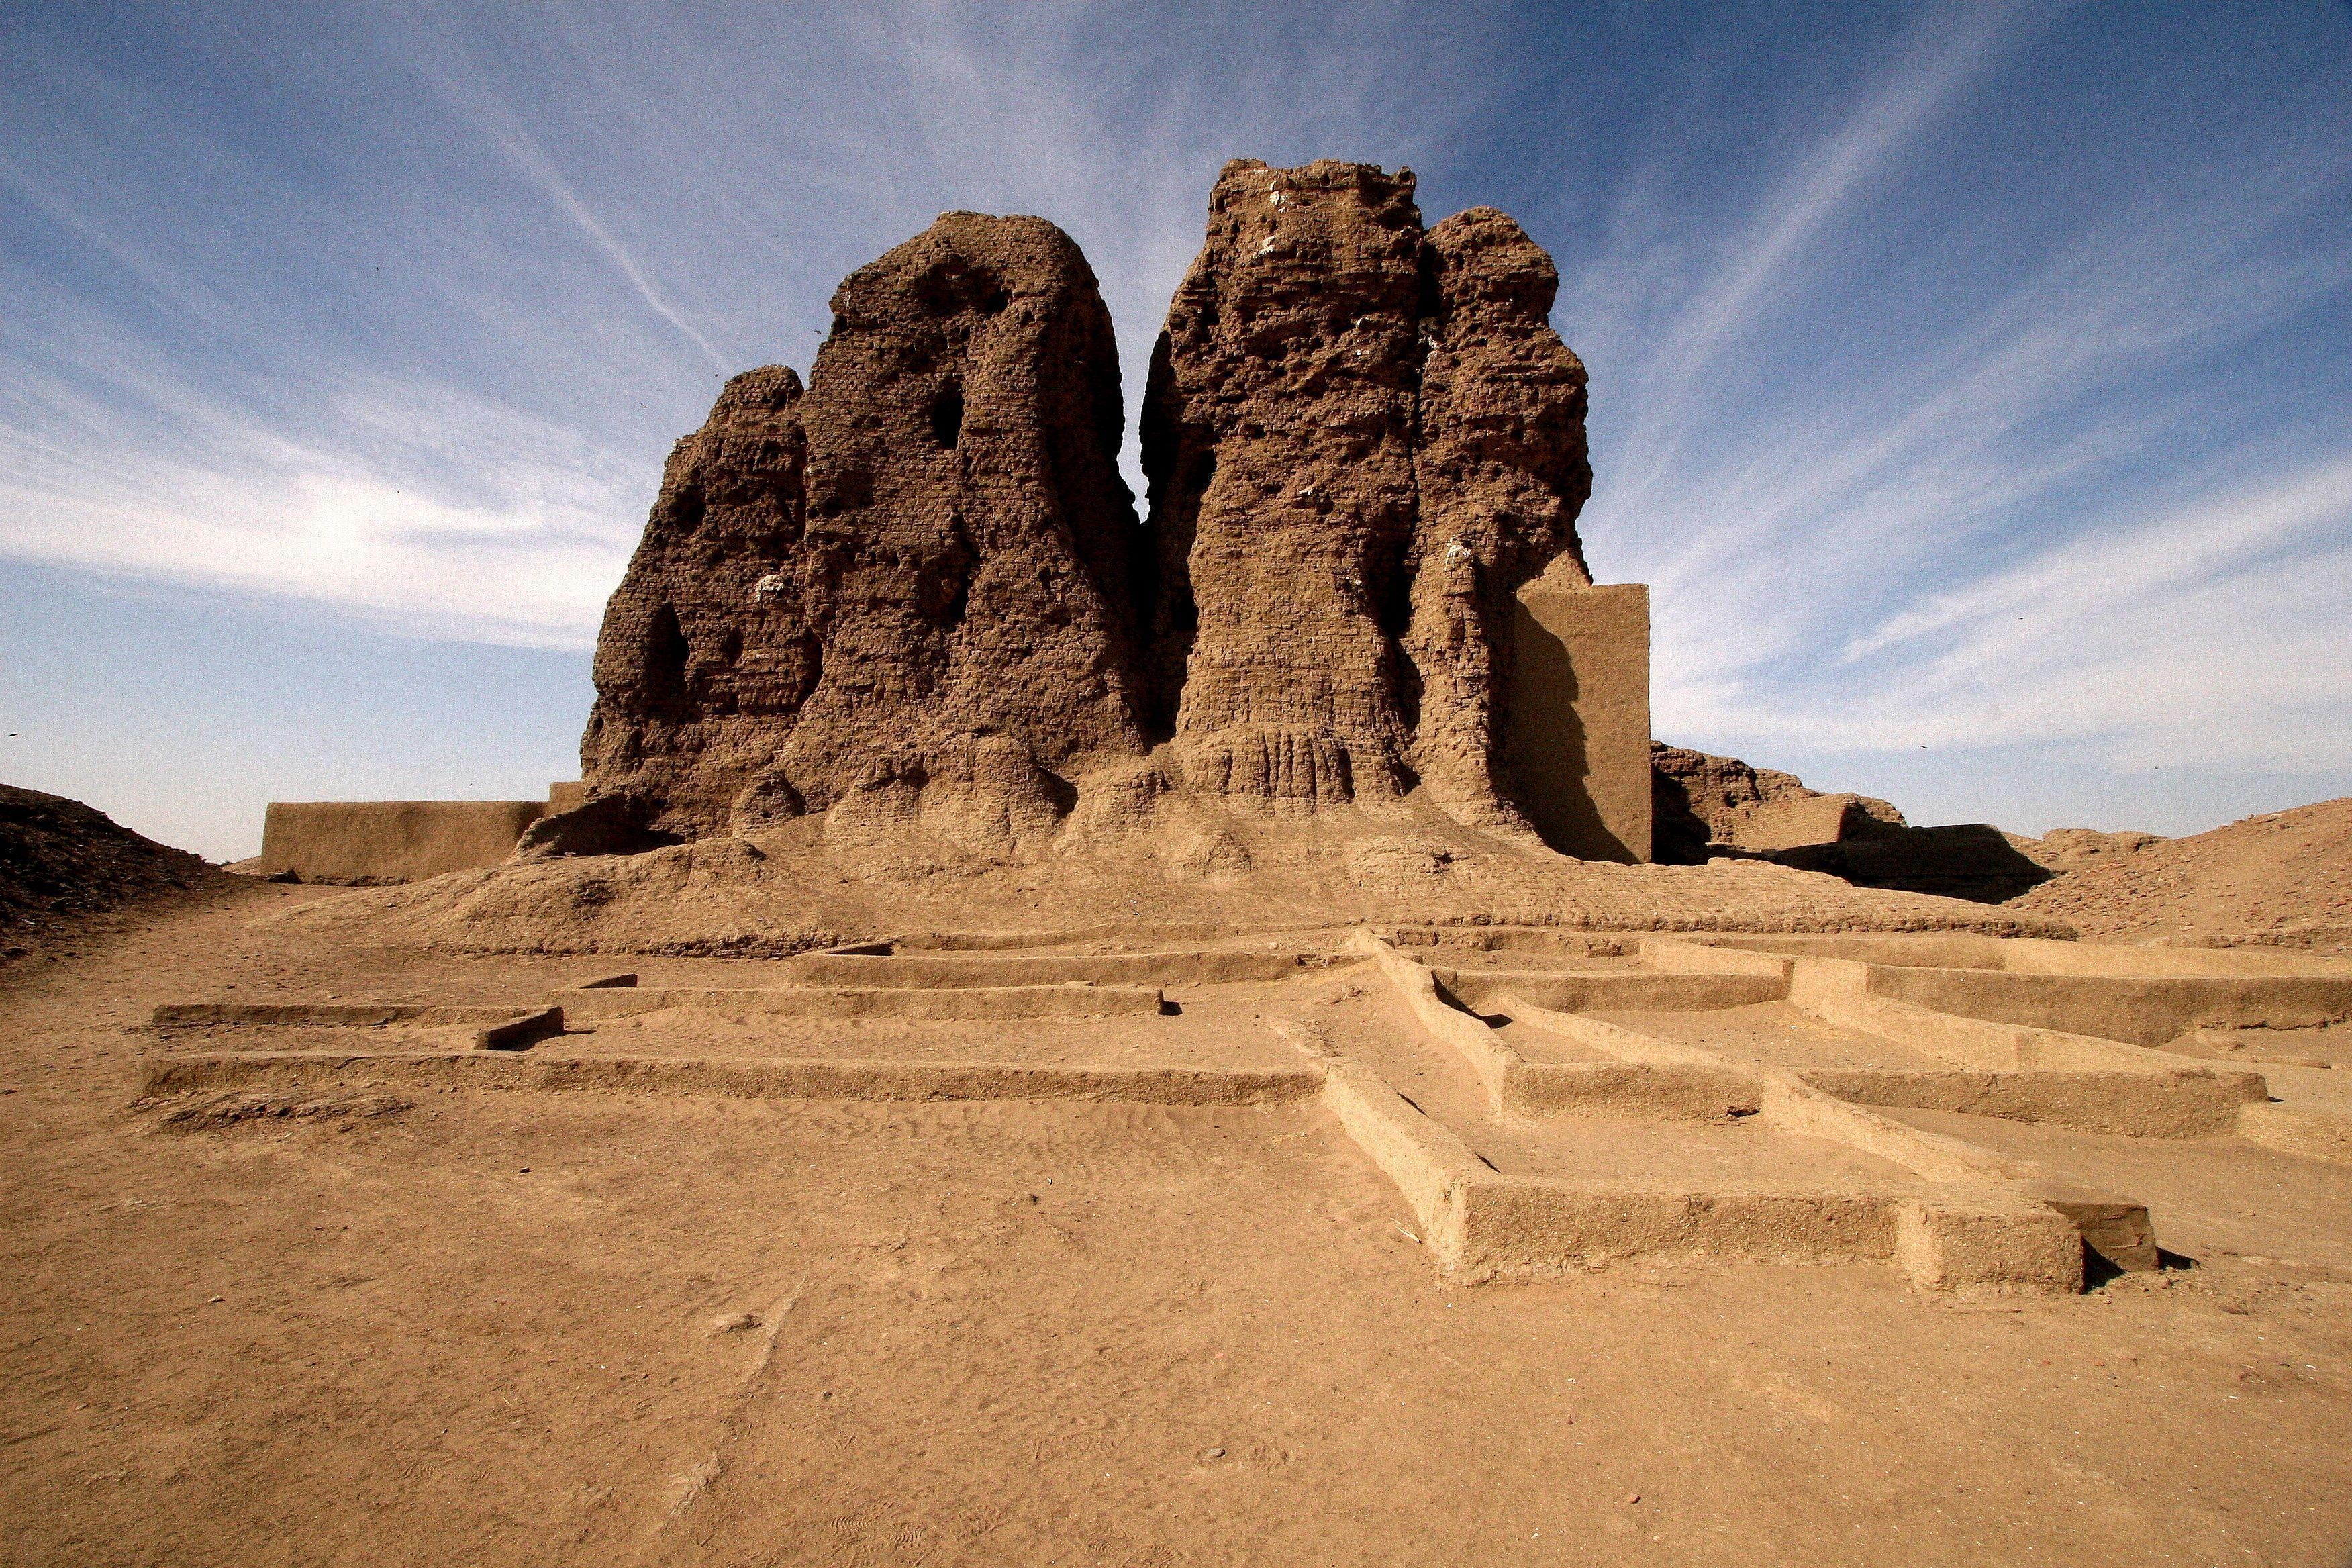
[1440,969,1781,1014]
[1697,934,2016,969]
[781,950,1326,989]
[258,801,544,883]
[137,1050,1318,1108]
[1996,939,2352,979]
[1506,581,1652,863]
[1708,932,2352,980]
[1730,794,1867,852]
[554,983,1165,1022]
[1864,965,2352,1044]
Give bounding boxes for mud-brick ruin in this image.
[256,159,1652,886]
[201,160,2352,1306]
[578,158,1649,863]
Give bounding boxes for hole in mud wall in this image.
[642,603,694,717]
[1188,447,1217,496]
[1416,246,1447,326]
[930,383,965,449]
[915,260,1008,319]
[916,555,975,628]
[1370,535,1416,640]
[786,634,822,709]
[1392,641,1424,738]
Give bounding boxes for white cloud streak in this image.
[1611,5,2018,499]
[1,0,2347,816]
[399,17,735,375]
[1562,4,2352,783]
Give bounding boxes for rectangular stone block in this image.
[258,800,545,884]
[1896,1196,2082,1295]
[1505,581,1652,862]
[1730,793,1869,851]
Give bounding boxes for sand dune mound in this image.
[2006,797,2352,951]
[1,785,227,959]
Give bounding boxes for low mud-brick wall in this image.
[257,801,547,883]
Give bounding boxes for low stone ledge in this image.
[1896,1195,2084,1295]
[552,982,1167,1022]
[1504,993,2155,1275]
[136,1051,1318,1107]
[153,1001,533,1029]
[781,950,1336,989]
[2237,1104,2352,1164]
[1438,969,1787,1013]
[1799,1065,2255,1140]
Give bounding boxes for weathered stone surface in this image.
[1649,743,2055,902]
[587,165,1601,857]
[1651,743,1904,863]
[583,213,1149,842]
[584,363,810,834]
[1142,160,1592,825]
[2008,827,2165,874]
[1410,206,1594,824]
[513,795,679,861]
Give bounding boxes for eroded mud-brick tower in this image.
[576,161,1653,863]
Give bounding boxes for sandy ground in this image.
[2010,799,2352,952]
[5,883,2351,1567]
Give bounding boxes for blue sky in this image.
[3,1,2349,860]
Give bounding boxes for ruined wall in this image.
[580,164,1622,861]
[1506,579,1651,861]
[583,213,1150,842]
[258,801,548,883]
[1651,744,1906,863]
[1410,205,1596,825]
[1141,160,1592,826]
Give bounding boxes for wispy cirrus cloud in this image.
[0,352,639,648]
[0,1,1504,644]
[1603,3,2026,505]
[1,0,2347,844]
[1552,3,2352,795]
[1776,456,2352,769]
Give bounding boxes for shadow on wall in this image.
[1651,767,1715,865]
[1771,825,2055,905]
[1648,742,2053,904]
[1508,600,1630,861]
[1653,787,2054,904]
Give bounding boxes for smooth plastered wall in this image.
[1505,580,1653,863]
[258,800,545,883]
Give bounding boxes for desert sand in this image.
[4,882,2351,1567]
[2011,799,2352,954]
[8,155,2351,1567]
